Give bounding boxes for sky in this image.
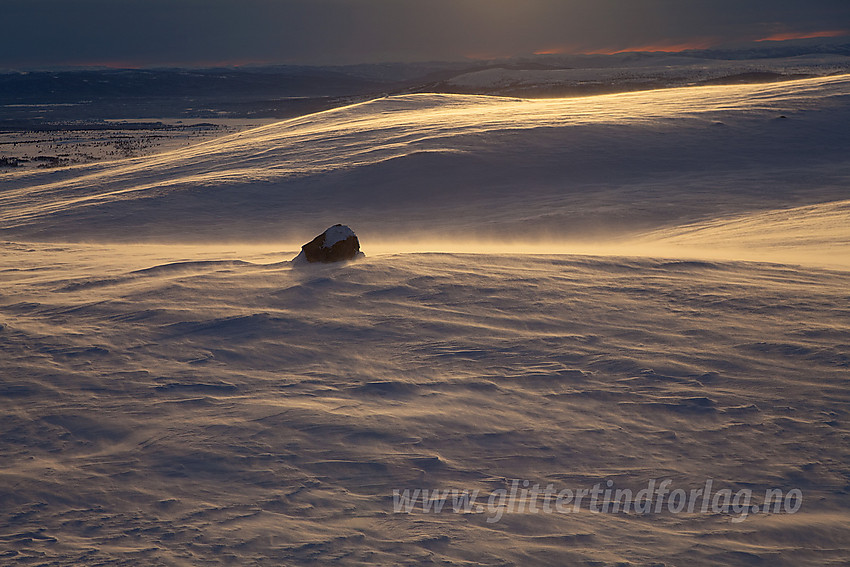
[1,0,849,69]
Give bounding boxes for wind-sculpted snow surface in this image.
[634,198,850,267]
[1,74,850,564]
[1,75,850,246]
[1,243,849,565]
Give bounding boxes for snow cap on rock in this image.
[294,224,362,263]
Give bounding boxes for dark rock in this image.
[295,224,361,263]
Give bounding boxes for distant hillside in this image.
[2,43,850,120]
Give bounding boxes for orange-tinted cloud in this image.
[755,30,849,42]
[542,29,850,58]
[534,48,566,56]
[581,38,718,55]
[533,45,579,56]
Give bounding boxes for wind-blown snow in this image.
[1,73,849,565]
[635,198,850,267]
[0,242,848,565]
[1,74,850,256]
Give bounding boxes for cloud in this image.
[1,0,849,68]
[755,30,849,42]
[580,39,720,56]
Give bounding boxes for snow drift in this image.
[1,241,848,565]
[1,73,850,565]
[1,74,849,263]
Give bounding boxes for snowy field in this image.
[1,75,849,565]
[444,53,850,94]
[2,74,849,250]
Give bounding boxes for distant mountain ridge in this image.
[2,42,849,120]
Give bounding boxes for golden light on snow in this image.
[3,64,850,565]
[2,74,849,267]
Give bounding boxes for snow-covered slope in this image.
[635,198,850,266]
[2,74,850,256]
[445,54,850,92]
[2,75,850,565]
